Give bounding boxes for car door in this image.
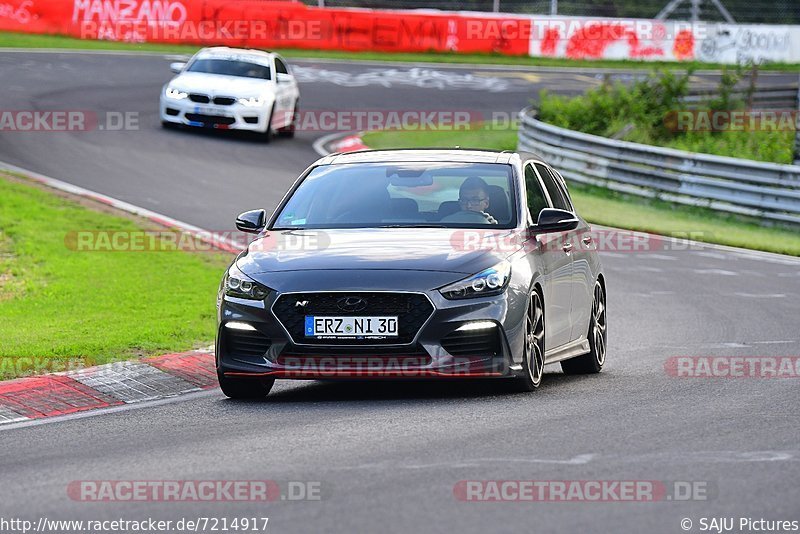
[273,56,298,128]
[551,167,595,343]
[526,162,573,351]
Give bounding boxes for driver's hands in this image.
[483,212,498,224]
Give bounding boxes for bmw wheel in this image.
[278,100,298,138]
[261,104,275,143]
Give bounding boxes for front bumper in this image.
[160,96,270,132]
[216,288,526,380]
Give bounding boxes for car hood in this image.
[237,228,522,276]
[168,72,272,96]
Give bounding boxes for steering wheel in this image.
[443,210,496,224]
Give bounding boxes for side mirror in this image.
[276,73,292,84]
[169,62,186,74]
[235,209,267,233]
[533,208,579,234]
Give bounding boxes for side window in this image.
[525,164,549,221]
[551,168,574,212]
[274,58,289,74]
[535,163,570,212]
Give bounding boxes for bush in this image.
[537,67,794,164]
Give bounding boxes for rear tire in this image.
[217,372,274,399]
[561,281,606,375]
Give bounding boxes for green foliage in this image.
[0,176,231,376]
[538,68,794,164]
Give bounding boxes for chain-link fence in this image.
[297,0,800,24]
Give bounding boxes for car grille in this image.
[272,292,434,345]
[441,327,501,357]
[185,114,235,126]
[224,329,272,359]
[187,94,236,106]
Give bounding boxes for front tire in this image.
[561,281,606,374]
[217,372,274,399]
[261,104,275,143]
[511,290,545,392]
[278,100,298,138]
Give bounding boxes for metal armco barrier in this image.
[517,107,800,226]
[684,83,800,110]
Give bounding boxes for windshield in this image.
[273,162,517,229]
[187,58,271,80]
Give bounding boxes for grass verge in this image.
[362,125,800,256]
[0,173,232,378]
[1,31,799,71]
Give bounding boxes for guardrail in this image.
[517,107,800,226]
[684,82,799,110]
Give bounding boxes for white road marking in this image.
[293,65,513,92]
[636,254,678,261]
[340,454,597,471]
[692,269,738,276]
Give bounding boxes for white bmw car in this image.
[160,47,300,141]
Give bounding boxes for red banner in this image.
[0,0,531,56]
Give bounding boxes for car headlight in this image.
[238,96,265,107]
[223,264,270,300]
[165,87,188,100]
[439,261,511,300]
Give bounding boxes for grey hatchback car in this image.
[216,149,606,398]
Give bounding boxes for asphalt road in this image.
[0,51,798,534]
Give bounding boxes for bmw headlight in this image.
[439,261,511,300]
[223,264,270,300]
[165,87,188,100]
[238,96,265,107]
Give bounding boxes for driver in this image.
[441,176,498,224]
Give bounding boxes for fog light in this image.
[225,321,257,331]
[456,321,496,332]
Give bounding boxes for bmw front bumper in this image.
[160,96,271,132]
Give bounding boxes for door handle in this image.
[562,242,573,253]
[582,235,593,246]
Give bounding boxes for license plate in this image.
[305,316,398,338]
[194,106,228,116]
